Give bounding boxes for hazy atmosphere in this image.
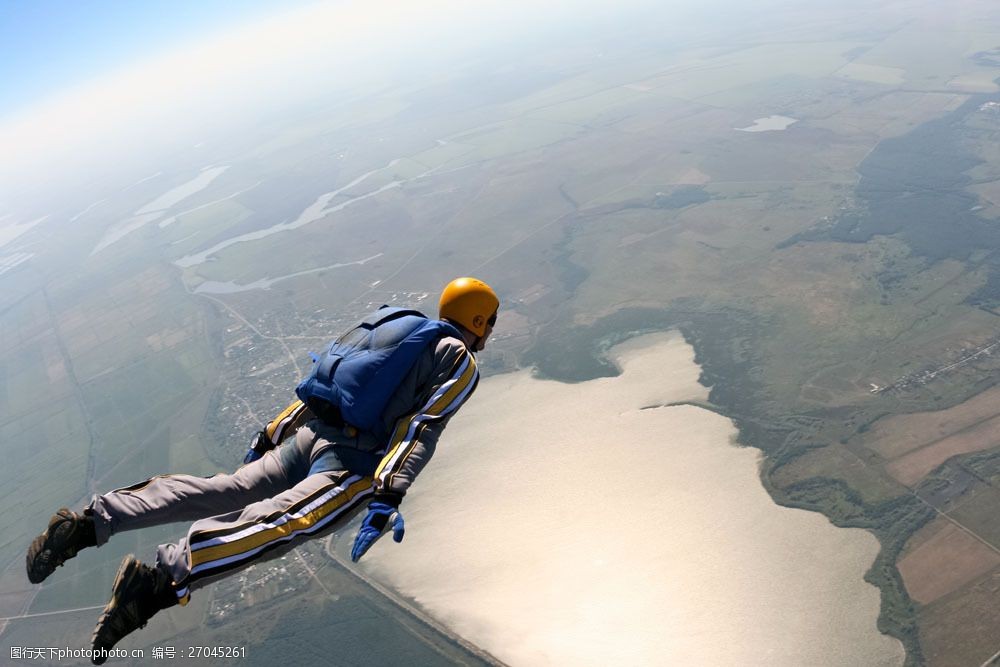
[2,0,1000,665]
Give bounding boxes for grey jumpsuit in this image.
[86,335,479,605]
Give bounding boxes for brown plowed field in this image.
[918,567,1000,667]
[885,415,1000,486]
[897,519,1000,605]
[866,385,1000,460]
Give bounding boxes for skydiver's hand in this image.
[242,430,270,464]
[351,502,405,562]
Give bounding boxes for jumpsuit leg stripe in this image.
[187,476,372,577]
[375,351,478,488]
[186,473,341,544]
[188,478,347,550]
[174,476,372,605]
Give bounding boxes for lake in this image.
[359,333,904,666]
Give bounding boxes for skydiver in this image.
[25,277,499,665]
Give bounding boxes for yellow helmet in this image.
[439,277,499,337]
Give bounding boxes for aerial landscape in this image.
[1,0,999,664]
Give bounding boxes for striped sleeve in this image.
[265,400,312,446]
[374,345,479,499]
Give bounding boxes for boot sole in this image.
[26,510,80,584]
[91,555,141,665]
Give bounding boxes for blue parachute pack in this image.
[295,306,462,438]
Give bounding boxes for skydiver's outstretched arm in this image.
[351,339,478,562]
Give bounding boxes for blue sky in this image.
[1,0,641,195]
[0,0,307,117]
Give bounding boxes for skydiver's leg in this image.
[86,468,372,660]
[157,468,374,605]
[29,423,350,585]
[87,424,366,659]
[87,448,293,546]
[28,449,297,585]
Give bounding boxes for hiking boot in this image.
[91,555,177,665]
[26,508,97,584]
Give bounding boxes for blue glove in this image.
[351,502,405,562]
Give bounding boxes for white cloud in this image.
[0,216,48,249]
[0,0,643,198]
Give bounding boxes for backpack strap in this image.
[314,348,342,384]
[361,306,427,329]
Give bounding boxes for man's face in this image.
[475,322,493,352]
[475,311,497,352]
